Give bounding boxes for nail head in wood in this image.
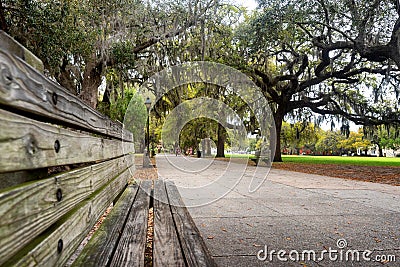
[56,188,62,202]
[57,239,63,253]
[54,140,60,153]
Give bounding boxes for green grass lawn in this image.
[225,153,400,167]
[281,155,400,167]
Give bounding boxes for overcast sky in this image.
[233,0,258,10]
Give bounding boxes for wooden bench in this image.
[74,180,216,267]
[249,151,270,166]
[0,31,215,267]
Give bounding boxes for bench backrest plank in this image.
[9,167,132,267]
[0,108,133,173]
[0,155,133,265]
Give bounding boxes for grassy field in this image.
[281,155,400,167]
[225,153,400,167]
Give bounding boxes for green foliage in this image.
[380,137,400,150]
[281,122,322,152]
[4,0,96,75]
[315,131,345,154]
[248,138,257,151]
[365,125,400,151]
[178,118,218,151]
[110,86,147,144]
[339,130,372,152]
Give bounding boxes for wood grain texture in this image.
[72,184,140,266]
[0,108,134,173]
[11,167,132,267]
[153,180,185,267]
[166,182,217,267]
[110,180,152,267]
[0,155,134,266]
[0,49,132,141]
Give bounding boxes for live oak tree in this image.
[364,124,400,156]
[235,0,400,161]
[145,4,246,158]
[1,0,218,108]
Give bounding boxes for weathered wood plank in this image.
[0,108,134,173]
[0,155,134,266]
[166,182,217,267]
[0,48,132,141]
[72,184,140,266]
[10,167,132,267]
[110,180,152,267]
[0,31,44,72]
[0,169,48,190]
[153,180,185,267]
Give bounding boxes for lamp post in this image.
[144,97,151,157]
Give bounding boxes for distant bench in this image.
[249,151,270,166]
[0,31,215,267]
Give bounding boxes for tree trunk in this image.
[273,107,285,162]
[378,144,384,157]
[201,139,205,157]
[80,58,103,109]
[216,123,225,158]
[205,138,211,156]
[57,57,78,95]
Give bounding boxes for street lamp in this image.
[144,97,151,157]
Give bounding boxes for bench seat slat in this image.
[153,180,185,267]
[72,184,140,266]
[166,182,217,267]
[110,180,152,267]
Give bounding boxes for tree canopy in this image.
[2,0,400,161]
[1,0,218,107]
[234,0,400,160]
